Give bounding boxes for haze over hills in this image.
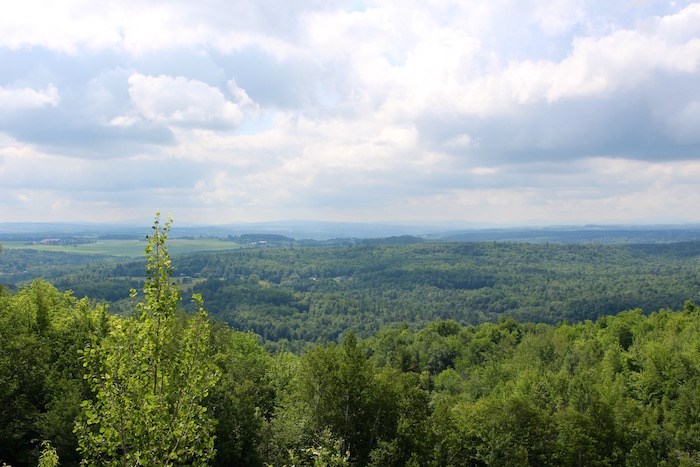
[3,220,700,244]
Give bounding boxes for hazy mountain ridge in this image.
[3,221,700,244]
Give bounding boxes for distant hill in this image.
[3,221,700,244]
[432,226,700,244]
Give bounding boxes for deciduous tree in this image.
[75,214,219,466]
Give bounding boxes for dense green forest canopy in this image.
[3,278,700,465]
[3,224,700,465]
[3,240,700,351]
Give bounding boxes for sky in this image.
[1,1,700,226]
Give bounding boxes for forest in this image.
[2,219,700,465]
[3,237,700,352]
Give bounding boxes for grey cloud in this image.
[2,1,700,225]
[0,154,210,192]
[0,48,125,90]
[419,73,700,167]
[216,47,324,110]
[126,46,343,114]
[180,0,350,43]
[0,44,328,157]
[128,51,227,87]
[0,49,178,158]
[1,108,175,158]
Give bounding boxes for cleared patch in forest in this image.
[0,239,244,257]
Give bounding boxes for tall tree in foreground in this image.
[75,214,219,466]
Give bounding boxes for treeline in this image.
[5,241,700,351]
[4,226,700,465]
[0,242,700,349]
[4,277,700,465]
[173,241,700,348]
[0,249,118,284]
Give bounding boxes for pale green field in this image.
[0,239,243,257]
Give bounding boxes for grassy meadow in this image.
[0,238,242,257]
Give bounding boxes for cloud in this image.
[2,1,700,224]
[415,4,700,113]
[400,3,700,164]
[665,100,700,143]
[124,73,248,129]
[0,84,59,111]
[0,1,345,56]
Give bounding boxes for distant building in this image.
[40,239,62,245]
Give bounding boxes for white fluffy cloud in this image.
[349,2,700,120]
[121,73,247,129]
[2,1,700,224]
[0,85,59,111]
[0,1,327,56]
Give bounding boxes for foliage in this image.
[38,441,59,467]
[5,240,700,348]
[74,214,219,466]
[207,325,275,466]
[0,278,106,466]
[5,231,700,465]
[161,241,700,346]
